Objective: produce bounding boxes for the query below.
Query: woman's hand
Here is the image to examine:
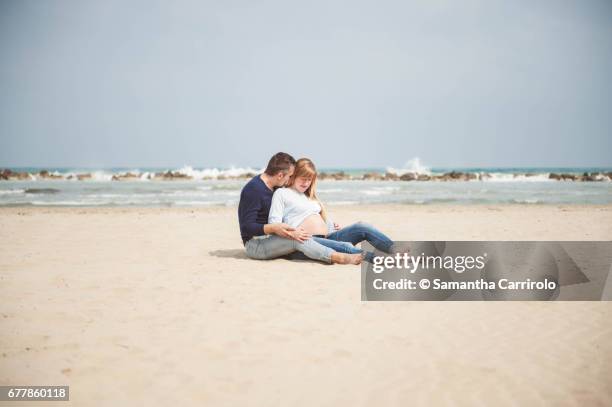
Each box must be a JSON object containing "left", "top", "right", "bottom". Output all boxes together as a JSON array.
[
  {"left": 290, "top": 227, "right": 312, "bottom": 242},
  {"left": 266, "top": 223, "right": 311, "bottom": 242},
  {"left": 266, "top": 223, "right": 295, "bottom": 239},
  {"left": 333, "top": 222, "right": 341, "bottom": 230}
]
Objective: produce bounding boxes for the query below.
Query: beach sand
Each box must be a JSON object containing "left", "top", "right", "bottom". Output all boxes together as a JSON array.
[{"left": 1, "top": 205, "right": 611, "bottom": 406}]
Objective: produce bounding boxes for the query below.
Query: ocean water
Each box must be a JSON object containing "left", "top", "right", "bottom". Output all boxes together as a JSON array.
[{"left": 0, "top": 166, "right": 611, "bottom": 206}]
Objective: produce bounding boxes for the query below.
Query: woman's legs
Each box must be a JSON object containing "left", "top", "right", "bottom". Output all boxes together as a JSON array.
[
  {"left": 313, "top": 236, "right": 375, "bottom": 263},
  {"left": 326, "top": 221, "right": 394, "bottom": 254}
]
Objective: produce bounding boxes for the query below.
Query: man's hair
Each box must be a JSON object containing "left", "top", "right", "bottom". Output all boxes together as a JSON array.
[{"left": 264, "top": 152, "right": 296, "bottom": 176}]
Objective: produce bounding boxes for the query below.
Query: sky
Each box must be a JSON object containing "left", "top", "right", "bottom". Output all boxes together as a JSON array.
[{"left": 0, "top": 0, "right": 611, "bottom": 169}]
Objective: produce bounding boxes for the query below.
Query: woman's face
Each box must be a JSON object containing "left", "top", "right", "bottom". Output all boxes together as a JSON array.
[{"left": 292, "top": 175, "right": 313, "bottom": 193}]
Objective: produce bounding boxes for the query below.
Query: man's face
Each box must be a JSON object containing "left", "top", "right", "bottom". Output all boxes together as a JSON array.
[{"left": 275, "top": 165, "right": 294, "bottom": 187}]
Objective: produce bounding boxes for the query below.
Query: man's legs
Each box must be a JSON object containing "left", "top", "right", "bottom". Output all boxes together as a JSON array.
[
  {"left": 245, "top": 235, "right": 334, "bottom": 263},
  {"left": 326, "top": 221, "right": 394, "bottom": 253}
]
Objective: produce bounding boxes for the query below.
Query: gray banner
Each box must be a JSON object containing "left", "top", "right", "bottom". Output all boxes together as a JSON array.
[
  {"left": 0, "top": 386, "right": 69, "bottom": 401},
  {"left": 360, "top": 241, "right": 612, "bottom": 301}
]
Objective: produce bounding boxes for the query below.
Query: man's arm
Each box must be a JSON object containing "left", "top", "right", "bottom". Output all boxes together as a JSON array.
[{"left": 239, "top": 193, "right": 266, "bottom": 238}]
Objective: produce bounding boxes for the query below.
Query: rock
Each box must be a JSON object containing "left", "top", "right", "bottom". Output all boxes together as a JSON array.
[
  {"left": 38, "top": 170, "right": 62, "bottom": 179},
  {"left": 549, "top": 173, "right": 561, "bottom": 180},
  {"left": 399, "top": 173, "right": 416, "bottom": 181},
  {"left": 25, "top": 188, "right": 61, "bottom": 194},
  {"left": 437, "top": 172, "right": 458, "bottom": 181},
  {"left": 319, "top": 171, "right": 348, "bottom": 181},
  {"left": 0, "top": 169, "right": 31, "bottom": 180},
  {"left": 437, "top": 171, "right": 467, "bottom": 181},
  {"left": 363, "top": 172, "right": 383, "bottom": 181},
  {"left": 417, "top": 174, "right": 431, "bottom": 181},
  {"left": 154, "top": 171, "right": 193, "bottom": 180},
  {"left": 0, "top": 169, "right": 11, "bottom": 180},
  {"left": 77, "top": 174, "right": 92, "bottom": 181},
  {"left": 14, "top": 172, "right": 30, "bottom": 180},
  {"left": 384, "top": 172, "right": 399, "bottom": 181},
  {"left": 112, "top": 173, "right": 139, "bottom": 181},
  {"left": 581, "top": 172, "right": 602, "bottom": 182}
]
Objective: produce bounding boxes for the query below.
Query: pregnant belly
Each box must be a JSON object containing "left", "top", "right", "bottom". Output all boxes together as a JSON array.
[{"left": 299, "top": 214, "right": 328, "bottom": 235}]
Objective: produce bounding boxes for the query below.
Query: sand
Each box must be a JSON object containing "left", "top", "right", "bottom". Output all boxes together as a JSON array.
[{"left": 1, "top": 204, "right": 611, "bottom": 406}]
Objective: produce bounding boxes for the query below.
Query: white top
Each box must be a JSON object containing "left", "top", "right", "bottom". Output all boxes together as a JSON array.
[{"left": 269, "top": 187, "right": 334, "bottom": 234}]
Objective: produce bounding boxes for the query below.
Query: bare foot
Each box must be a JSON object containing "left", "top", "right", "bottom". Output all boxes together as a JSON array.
[{"left": 331, "top": 252, "right": 363, "bottom": 265}]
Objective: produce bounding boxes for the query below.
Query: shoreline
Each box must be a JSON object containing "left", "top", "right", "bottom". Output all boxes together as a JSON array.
[{"left": 2, "top": 202, "right": 612, "bottom": 212}]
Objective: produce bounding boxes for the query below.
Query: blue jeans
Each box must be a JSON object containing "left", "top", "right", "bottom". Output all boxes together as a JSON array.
[
  {"left": 313, "top": 221, "right": 394, "bottom": 263},
  {"left": 311, "top": 237, "right": 364, "bottom": 258}
]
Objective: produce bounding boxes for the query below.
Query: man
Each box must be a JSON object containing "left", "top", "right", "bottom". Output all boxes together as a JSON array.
[{"left": 238, "top": 152, "right": 362, "bottom": 265}]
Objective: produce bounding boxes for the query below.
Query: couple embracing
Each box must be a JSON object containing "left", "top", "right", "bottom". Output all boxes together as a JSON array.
[{"left": 238, "top": 152, "right": 400, "bottom": 265}]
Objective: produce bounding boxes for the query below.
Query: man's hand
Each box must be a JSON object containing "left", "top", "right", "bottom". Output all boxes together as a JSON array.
[
  {"left": 333, "top": 222, "right": 341, "bottom": 231},
  {"left": 265, "top": 223, "right": 295, "bottom": 239},
  {"left": 288, "top": 227, "right": 312, "bottom": 243}
]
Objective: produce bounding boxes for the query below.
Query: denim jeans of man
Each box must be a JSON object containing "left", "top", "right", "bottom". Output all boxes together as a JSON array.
[{"left": 244, "top": 234, "right": 334, "bottom": 263}]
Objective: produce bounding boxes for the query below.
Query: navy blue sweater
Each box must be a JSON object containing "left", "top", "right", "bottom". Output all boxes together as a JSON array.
[{"left": 238, "top": 175, "right": 275, "bottom": 244}]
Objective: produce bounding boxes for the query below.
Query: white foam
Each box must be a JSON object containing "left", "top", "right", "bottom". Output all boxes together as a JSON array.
[
  {"left": 593, "top": 173, "right": 611, "bottom": 181},
  {"left": 512, "top": 198, "right": 540, "bottom": 204},
  {"left": 172, "top": 201, "right": 219, "bottom": 206},
  {"left": 174, "top": 165, "right": 261, "bottom": 180},
  {"left": 89, "top": 171, "right": 114, "bottom": 181},
  {"left": 386, "top": 157, "right": 431, "bottom": 176},
  {"left": 359, "top": 185, "right": 402, "bottom": 196},
  {"left": 482, "top": 173, "right": 553, "bottom": 182},
  {"left": 327, "top": 200, "right": 359, "bottom": 205},
  {"left": 318, "top": 188, "right": 347, "bottom": 193},
  {"left": 0, "top": 189, "right": 25, "bottom": 195},
  {"left": 30, "top": 200, "right": 108, "bottom": 206}
]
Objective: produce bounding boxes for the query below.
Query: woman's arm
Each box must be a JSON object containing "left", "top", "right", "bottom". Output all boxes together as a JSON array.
[
  {"left": 268, "top": 189, "right": 285, "bottom": 224},
  {"left": 317, "top": 198, "right": 340, "bottom": 234},
  {"left": 325, "top": 217, "right": 336, "bottom": 234}
]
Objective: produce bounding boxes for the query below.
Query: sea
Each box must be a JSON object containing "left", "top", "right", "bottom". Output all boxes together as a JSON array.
[{"left": 1, "top": 165, "right": 611, "bottom": 207}]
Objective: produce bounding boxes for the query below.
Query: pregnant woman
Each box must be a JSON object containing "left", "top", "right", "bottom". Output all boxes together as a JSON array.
[{"left": 268, "top": 158, "right": 398, "bottom": 263}]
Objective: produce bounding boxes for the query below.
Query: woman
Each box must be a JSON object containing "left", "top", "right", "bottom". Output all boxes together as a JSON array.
[{"left": 268, "top": 158, "right": 397, "bottom": 262}]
